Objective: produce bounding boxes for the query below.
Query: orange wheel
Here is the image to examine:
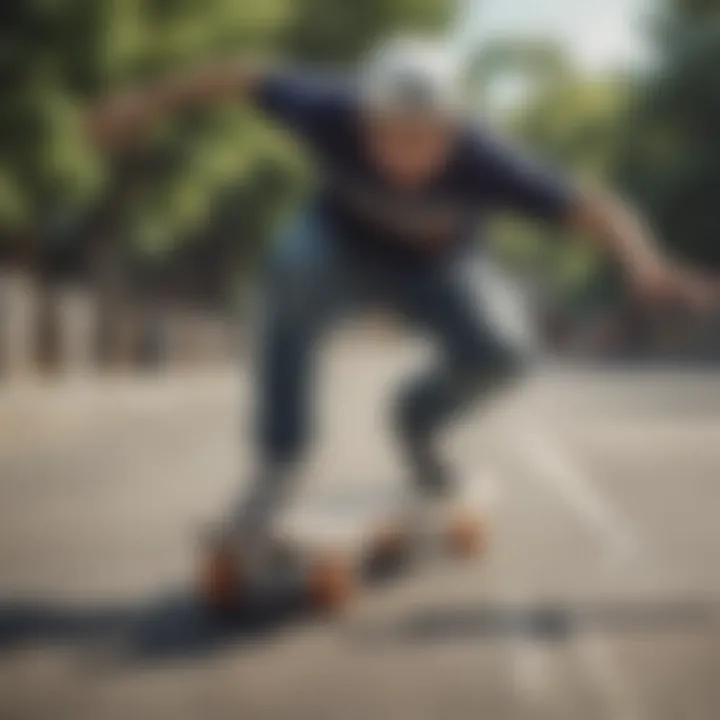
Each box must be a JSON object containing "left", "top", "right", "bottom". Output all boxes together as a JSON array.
[
  {"left": 199, "top": 545, "right": 241, "bottom": 612},
  {"left": 307, "top": 554, "right": 355, "bottom": 614},
  {"left": 446, "top": 514, "right": 487, "bottom": 558}
]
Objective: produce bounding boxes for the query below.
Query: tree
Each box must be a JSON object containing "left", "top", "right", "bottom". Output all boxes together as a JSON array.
[
  {"left": 1, "top": 0, "right": 296, "bottom": 252},
  {"left": 286, "top": 0, "right": 451, "bottom": 64},
  {"left": 1, "top": 0, "right": 451, "bottom": 262},
  {"left": 617, "top": 0, "right": 720, "bottom": 268},
  {"left": 467, "top": 38, "right": 571, "bottom": 112}
]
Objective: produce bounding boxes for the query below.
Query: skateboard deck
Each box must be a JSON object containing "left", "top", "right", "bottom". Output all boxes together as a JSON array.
[{"left": 198, "top": 478, "right": 494, "bottom": 617}]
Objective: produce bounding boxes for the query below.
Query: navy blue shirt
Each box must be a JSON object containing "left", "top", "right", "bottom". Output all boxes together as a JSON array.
[{"left": 254, "top": 71, "right": 576, "bottom": 267}]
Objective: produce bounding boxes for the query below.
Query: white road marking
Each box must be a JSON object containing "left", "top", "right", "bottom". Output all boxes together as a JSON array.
[
  {"left": 481, "top": 469, "right": 562, "bottom": 717},
  {"left": 572, "top": 634, "right": 644, "bottom": 720},
  {"left": 513, "top": 432, "right": 642, "bottom": 566},
  {"left": 504, "top": 609, "right": 560, "bottom": 716},
  {"left": 496, "top": 428, "right": 646, "bottom": 719}
]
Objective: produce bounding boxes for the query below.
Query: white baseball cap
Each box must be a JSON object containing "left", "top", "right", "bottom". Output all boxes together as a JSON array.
[{"left": 359, "top": 35, "right": 464, "bottom": 120}]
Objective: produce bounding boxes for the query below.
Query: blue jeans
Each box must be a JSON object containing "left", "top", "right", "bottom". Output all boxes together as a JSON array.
[{"left": 255, "top": 207, "right": 535, "bottom": 474}]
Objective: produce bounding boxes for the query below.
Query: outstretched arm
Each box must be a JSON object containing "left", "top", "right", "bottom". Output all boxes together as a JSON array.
[
  {"left": 86, "top": 59, "right": 265, "bottom": 149},
  {"left": 477, "top": 133, "right": 717, "bottom": 310},
  {"left": 567, "top": 190, "right": 715, "bottom": 309}
]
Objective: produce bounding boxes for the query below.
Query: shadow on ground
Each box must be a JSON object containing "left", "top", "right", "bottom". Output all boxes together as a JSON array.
[
  {"left": 1, "top": 593, "right": 719, "bottom": 667},
  {"left": 350, "top": 599, "right": 720, "bottom": 647},
  {"left": 0, "top": 591, "right": 316, "bottom": 667}
]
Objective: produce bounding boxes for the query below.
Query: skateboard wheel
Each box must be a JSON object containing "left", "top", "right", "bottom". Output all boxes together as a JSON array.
[
  {"left": 307, "top": 554, "right": 355, "bottom": 613},
  {"left": 446, "top": 514, "right": 487, "bottom": 558},
  {"left": 199, "top": 545, "right": 241, "bottom": 612}
]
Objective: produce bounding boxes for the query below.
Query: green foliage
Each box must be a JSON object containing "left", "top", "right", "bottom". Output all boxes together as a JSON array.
[
  {"left": 477, "top": 5, "right": 720, "bottom": 306},
  {"left": 468, "top": 38, "right": 572, "bottom": 109},
  {"left": 617, "top": 0, "right": 720, "bottom": 267},
  {"left": 513, "top": 79, "right": 626, "bottom": 181},
  {"left": 4, "top": 0, "right": 717, "bottom": 298},
  {"left": 1, "top": 0, "right": 449, "bottom": 267},
  {"left": 286, "top": 0, "right": 451, "bottom": 63},
  {"left": 1, "top": 0, "right": 296, "bottom": 240}
]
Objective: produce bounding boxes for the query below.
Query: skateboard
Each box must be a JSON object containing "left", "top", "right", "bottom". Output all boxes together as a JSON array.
[{"left": 198, "top": 482, "right": 493, "bottom": 617}]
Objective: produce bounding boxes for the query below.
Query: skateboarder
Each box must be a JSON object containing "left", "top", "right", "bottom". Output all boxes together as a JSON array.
[{"left": 89, "top": 36, "right": 715, "bottom": 573}]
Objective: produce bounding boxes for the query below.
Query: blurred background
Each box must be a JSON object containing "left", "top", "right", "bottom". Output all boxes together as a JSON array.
[
  {"left": 1, "top": 1, "right": 720, "bottom": 719},
  {"left": 2, "top": 0, "right": 720, "bottom": 374}
]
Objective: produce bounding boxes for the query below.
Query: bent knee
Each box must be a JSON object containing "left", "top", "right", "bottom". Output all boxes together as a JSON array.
[{"left": 454, "top": 344, "right": 530, "bottom": 392}]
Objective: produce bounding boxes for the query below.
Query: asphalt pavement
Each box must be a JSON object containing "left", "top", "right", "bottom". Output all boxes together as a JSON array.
[{"left": 1, "top": 341, "right": 719, "bottom": 719}]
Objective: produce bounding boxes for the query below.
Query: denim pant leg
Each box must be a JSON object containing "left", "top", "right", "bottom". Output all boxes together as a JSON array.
[
  {"left": 393, "top": 255, "right": 536, "bottom": 446},
  {"left": 256, "top": 209, "right": 350, "bottom": 466}
]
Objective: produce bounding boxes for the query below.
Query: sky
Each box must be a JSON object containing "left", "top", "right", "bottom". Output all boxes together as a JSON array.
[{"left": 454, "top": 0, "right": 652, "bottom": 72}]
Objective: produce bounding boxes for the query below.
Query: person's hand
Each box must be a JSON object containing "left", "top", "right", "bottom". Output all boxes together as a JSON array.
[
  {"left": 86, "top": 89, "right": 154, "bottom": 150},
  {"left": 629, "top": 255, "right": 718, "bottom": 311},
  {"left": 84, "top": 60, "right": 260, "bottom": 151}
]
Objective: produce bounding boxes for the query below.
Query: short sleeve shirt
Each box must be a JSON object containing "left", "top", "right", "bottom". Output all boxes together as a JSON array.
[{"left": 254, "top": 71, "right": 576, "bottom": 266}]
